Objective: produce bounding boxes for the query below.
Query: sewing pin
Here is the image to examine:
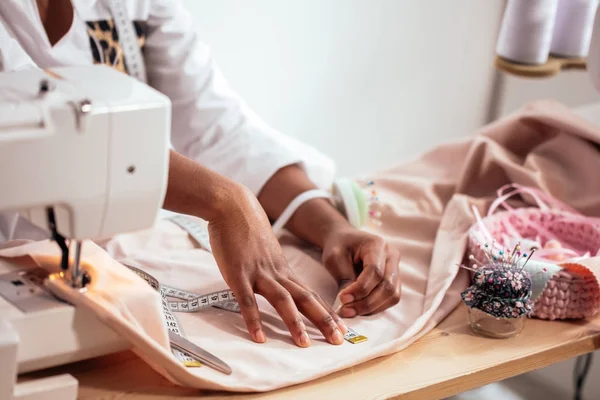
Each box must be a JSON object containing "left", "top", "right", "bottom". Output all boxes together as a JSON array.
[
  {"left": 519, "top": 249, "right": 536, "bottom": 271},
  {"left": 468, "top": 254, "right": 485, "bottom": 268},
  {"left": 509, "top": 242, "right": 519, "bottom": 264},
  {"left": 481, "top": 244, "right": 495, "bottom": 264},
  {"left": 457, "top": 263, "right": 478, "bottom": 272}
]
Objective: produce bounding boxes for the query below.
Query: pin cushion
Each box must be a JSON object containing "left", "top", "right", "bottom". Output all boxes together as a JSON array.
[
  {"left": 462, "top": 264, "right": 533, "bottom": 319},
  {"left": 460, "top": 242, "right": 534, "bottom": 338}
]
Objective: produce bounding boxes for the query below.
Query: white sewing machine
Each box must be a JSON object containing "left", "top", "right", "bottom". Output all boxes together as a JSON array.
[{"left": 0, "top": 65, "right": 170, "bottom": 400}]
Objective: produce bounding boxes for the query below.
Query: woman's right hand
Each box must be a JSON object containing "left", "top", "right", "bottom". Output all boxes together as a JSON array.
[{"left": 207, "top": 183, "right": 347, "bottom": 347}]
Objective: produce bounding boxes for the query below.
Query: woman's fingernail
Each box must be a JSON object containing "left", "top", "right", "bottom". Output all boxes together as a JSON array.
[
  {"left": 332, "top": 329, "right": 344, "bottom": 345},
  {"left": 342, "top": 307, "right": 357, "bottom": 318},
  {"left": 339, "top": 322, "right": 349, "bottom": 334},
  {"left": 300, "top": 331, "right": 311, "bottom": 347},
  {"left": 255, "top": 330, "right": 266, "bottom": 343},
  {"left": 340, "top": 294, "right": 354, "bottom": 304}
]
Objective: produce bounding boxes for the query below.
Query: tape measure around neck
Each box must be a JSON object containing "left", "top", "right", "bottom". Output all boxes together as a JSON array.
[{"left": 107, "top": 0, "right": 147, "bottom": 82}]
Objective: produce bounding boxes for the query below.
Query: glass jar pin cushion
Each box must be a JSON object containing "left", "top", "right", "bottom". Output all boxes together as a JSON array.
[{"left": 459, "top": 242, "right": 535, "bottom": 339}]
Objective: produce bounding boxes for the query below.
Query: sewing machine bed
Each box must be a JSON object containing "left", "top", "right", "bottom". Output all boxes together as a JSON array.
[{"left": 19, "top": 303, "right": 600, "bottom": 399}]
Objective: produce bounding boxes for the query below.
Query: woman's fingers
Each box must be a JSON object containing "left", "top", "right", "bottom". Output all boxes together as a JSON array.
[
  {"left": 342, "top": 248, "right": 401, "bottom": 316},
  {"left": 284, "top": 278, "right": 347, "bottom": 343},
  {"left": 233, "top": 281, "right": 266, "bottom": 343},
  {"left": 255, "top": 275, "right": 312, "bottom": 347},
  {"left": 312, "top": 289, "right": 348, "bottom": 334},
  {"left": 322, "top": 245, "right": 357, "bottom": 304},
  {"left": 339, "top": 239, "right": 386, "bottom": 303}
]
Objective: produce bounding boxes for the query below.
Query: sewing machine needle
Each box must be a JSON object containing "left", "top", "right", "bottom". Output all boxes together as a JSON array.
[
  {"left": 168, "top": 331, "right": 232, "bottom": 375},
  {"left": 71, "top": 240, "right": 83, "bottom": 288}
]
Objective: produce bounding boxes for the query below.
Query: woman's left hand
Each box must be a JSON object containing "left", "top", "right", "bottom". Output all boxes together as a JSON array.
[{"left": 321, "top": 223, "right": 402, "bottom": 318}]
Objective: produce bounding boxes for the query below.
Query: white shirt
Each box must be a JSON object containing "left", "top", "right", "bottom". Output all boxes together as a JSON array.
[{"left": 0, "top": 0, "right": 335, "bottom": 242}]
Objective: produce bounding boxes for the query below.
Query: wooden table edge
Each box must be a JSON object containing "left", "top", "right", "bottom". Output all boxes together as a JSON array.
[{"left": 385, "top": 322, "right": 600, "bottom": 399}]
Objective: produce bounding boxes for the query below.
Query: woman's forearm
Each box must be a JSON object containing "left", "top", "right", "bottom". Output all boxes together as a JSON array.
[
  {"left": 257, "top": 164, "right": 349, "bottom": 248},
  {"left": 163, "top": 150, "right": 242, "bottom": 221}
]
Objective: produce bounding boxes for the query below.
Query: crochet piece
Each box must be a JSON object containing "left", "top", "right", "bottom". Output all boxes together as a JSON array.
[{"left": 467, "top": 184, "right": 600, "bottom": 320}]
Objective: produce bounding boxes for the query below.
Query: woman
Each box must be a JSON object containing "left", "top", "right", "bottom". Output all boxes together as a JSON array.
[{"left": 0, "top": 0, "right": 401, "bottom": 348}]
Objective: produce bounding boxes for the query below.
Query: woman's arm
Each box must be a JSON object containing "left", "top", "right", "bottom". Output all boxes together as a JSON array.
[
  {"left": 257, "top": 164, "right": 348, "bottom": 248},
  {"left": 161, "top": 152, "right": 347, "bottom": 347},
  {"left": 259, "top": 165, "right": 402, "bottom": 318},
  {"left": 163, "top": 150, "right": 238, "bottom": 222}
]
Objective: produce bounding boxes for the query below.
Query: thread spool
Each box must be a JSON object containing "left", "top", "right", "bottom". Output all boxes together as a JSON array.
[
  {"left": 496, "top": 0, "right": 560, "bottom": 65},
  {"left": 551, "top": 0, "right": 600, "bottom": 58},
  {"left": 588, "top": 5, "right": 600, "bottom": 91}
]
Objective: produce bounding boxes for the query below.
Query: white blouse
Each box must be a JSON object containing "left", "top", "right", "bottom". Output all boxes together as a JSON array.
[{"left": 0, "top": 0, "right": 335, "bottom": 241}]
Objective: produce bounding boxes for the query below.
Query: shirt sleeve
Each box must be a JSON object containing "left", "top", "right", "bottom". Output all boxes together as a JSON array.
[
  {"left": 143, "top": 0, "right": 336, "bottom": 194},
  {"left": 0, "top": 18, "right": 37, "bottom": 72}
]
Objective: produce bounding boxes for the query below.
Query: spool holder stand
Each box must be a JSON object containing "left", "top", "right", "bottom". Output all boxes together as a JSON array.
[{"left": 495, "top": 55, "right": 587, "bottom": 78}]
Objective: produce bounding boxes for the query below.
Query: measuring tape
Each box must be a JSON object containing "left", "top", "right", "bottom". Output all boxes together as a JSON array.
[
  {"left": 107, "top": 0, "right": 147, "bottom": 83},
  {"left": 123, "top": 215, "right": 370, "bottom": 363},
  {"left": 125, "top": 263, "right": 242, "bottom": 367},
  {"left": 168, "top": 214, "right": 213, "bottom": 253}
]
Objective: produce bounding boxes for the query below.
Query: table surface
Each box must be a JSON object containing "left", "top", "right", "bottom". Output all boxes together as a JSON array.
[{"left": 24, "top": 304, "right": 600, "bottom": 400}]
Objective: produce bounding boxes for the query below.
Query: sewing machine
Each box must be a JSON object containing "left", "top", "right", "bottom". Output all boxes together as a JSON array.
[{"left": 0, "top": 65, "right": 171, "bottom": 400}]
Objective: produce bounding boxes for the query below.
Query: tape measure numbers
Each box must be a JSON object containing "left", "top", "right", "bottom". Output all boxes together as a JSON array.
[
  {"left": 107, "top": 0, "right": 147, "bottom": 83},
  {"left": 126, "top": 264, "right": 243, "bottom": 367},
  {"left": 127, "top": 265, "right": 204, "bottom": 367}
]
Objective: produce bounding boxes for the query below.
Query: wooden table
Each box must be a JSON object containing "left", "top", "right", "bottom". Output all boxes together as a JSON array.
[{"left": 24, "top": 304, "right": 600, "bottom": 400}]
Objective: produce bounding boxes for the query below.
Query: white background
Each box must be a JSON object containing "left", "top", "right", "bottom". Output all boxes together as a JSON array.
[{"left": 184, "top": 1, "right": 600, "bottom": 398}]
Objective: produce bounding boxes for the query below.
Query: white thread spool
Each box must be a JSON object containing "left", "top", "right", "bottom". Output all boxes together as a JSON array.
[
  {"left": 496, "top": 0, "right": 560, "bottom": 65},
  {"left": 587, "top": 5, "right": 600, "bottom": 91},
  {"left": 551, "top": 0, "right": 600, "bottom": 58}
]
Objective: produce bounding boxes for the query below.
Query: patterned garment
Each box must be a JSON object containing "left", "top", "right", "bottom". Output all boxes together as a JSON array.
[
  {"left": 86, "top": 19, "right": 146, "bottom": 75},
  {"left": 461, "top": 264, "right": 533, "bottom": 318}
]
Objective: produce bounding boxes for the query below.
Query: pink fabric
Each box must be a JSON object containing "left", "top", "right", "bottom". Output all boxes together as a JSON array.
[
  {"left": 3, "top": 100, "right": 600, "bottom": 392},
  {"left": 0, "top": 225, "right": 467, "bottom": 392}
]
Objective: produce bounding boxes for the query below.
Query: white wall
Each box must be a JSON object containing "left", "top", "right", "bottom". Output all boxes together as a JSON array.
[
  {"left": 498, "top": 71, "right": 600, "bottom": 116},
  {"left": 183, "top": 0, "right": 505, "bottom": 177}
]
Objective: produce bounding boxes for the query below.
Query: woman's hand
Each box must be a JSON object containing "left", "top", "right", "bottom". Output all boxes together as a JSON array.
[
  {"left": 208, "top": 184, "right": 347, "bottom": 347},
  {"left": 163, "top": 151, "right": 346, "bottom": 347},
  {"left": 322, "top": 223, "right": 402, "bottom": 317},
  {"left": 255, "top": 164, "right": 401, "bottom": 317}
]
